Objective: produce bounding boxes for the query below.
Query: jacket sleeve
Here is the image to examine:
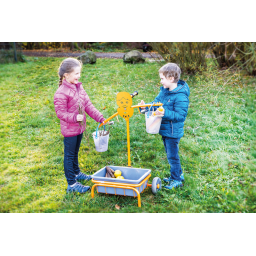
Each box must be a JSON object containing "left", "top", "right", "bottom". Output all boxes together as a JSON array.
[
  {"left": 54, "top": 92, "right": 77, "bottom": 123},
  {"left": 163, "top": 94, "right": 189, "bottom": 122},
  {"left": 84, "top": 93, "right": 105, "bottom": 123},
  {"left": 140, "top": 92, "right": 162, "bottom": 112},
  {"left": 143, "top": 92, "right": 162, "bottom": 111}
]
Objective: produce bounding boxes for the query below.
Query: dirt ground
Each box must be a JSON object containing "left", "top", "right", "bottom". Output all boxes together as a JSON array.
[{"left": 22, "top": 50, "right": 161, "bottom": 59}]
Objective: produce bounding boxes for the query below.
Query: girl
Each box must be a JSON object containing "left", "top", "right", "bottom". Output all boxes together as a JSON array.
[{"left": 54, "top": 58, "right": 106, "bottom": 193}]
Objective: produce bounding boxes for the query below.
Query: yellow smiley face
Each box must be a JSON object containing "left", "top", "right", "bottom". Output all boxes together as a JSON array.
[
  {"left": 116, "top": 92, "right": 132, "bottom": 108},
  {"left": 116, "top": 92, "right": 134, "bottom": 120}
]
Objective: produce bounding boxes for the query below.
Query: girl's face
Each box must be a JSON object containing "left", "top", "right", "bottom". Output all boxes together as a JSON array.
[
  {"left": 159, "top": 73, "right": 175, "bottom": 88},
  {"left": 65, "top": 66, "right": 81, "bottom": 84}
]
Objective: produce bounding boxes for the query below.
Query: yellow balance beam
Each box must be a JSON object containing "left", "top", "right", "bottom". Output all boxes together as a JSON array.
[{"left": 99, "top": 103, "right": 163, "bottom": 128}]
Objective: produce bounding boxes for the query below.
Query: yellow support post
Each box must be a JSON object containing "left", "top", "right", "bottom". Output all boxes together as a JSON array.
[
  {"left": 126, "top": 118, "right": 131, "bottom": 167},
  {"left": 97, "top": 94, "right": 163, "bottom": 167}
]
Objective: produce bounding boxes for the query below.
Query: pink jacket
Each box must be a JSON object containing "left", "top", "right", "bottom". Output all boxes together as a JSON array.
[{"left": 54, "top": 79, "right": 105, "bottom": 137}]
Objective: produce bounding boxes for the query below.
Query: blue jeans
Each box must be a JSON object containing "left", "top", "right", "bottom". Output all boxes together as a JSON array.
[
  {"left": 64, "top": 133, "right": 83, "bottom": 186},
  {"left": 162, "top": 136, "right": 182, "bottom": 181}
]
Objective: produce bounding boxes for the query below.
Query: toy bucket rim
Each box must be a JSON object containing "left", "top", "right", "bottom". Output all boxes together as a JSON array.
[{"left": 91, "top": 165, "right": 151, "bottom": 184}]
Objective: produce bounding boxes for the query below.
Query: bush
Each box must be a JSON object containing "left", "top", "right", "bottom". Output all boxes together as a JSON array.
[
  {"left": 211, "top": 42, "right": 256, "bottom": 76},
  {"left": 149, "top": 42, "right": 210, "bottom": 74},
  {"left": 211, "top": 42, "right": 237, "bottom": 68},
  {"left": 0, "top": 49, "right": 26, "bottom": 64},
  {"left": 236, "top": 42, "right": 256, "bottom": 76},
  {"left": 22, "top": 42, "right": 62, "bottom": 50}
]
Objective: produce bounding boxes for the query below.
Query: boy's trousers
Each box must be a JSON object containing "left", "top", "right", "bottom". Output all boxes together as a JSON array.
[
  {"left": 63, "top": 133, "right": 83, "bottom": 186},
  {"left": 162, "top": 136, "right": 183, "bottom": 181}
]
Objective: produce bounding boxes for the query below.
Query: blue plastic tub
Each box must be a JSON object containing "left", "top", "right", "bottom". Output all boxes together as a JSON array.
[{"left": 91, "top": 166, "right": 151, "bottom": 197}]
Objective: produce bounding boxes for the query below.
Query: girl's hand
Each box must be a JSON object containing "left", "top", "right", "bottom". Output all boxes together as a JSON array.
[
  {"left": 138, "top": 100, "right": 146, "bottom": 109},
  {"left": 77, "top": 114, "right": 84, "bottom": 122}
]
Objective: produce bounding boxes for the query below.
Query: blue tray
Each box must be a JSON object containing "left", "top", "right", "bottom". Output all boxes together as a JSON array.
[{"left": 91, "top": 166, "right": 151, "bottom": 197}]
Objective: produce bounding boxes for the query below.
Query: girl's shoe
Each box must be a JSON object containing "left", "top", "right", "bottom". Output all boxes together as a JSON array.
[
  {"left": 67, "top": 182, "right": 91, "bottom": 193},
  {"left": 76, "top": 172, "right": 92, "bottom": 181},
  {"left": 163, "top": 173, "right": 184, "bottom": 183},
  {"left": 164, "top": 180, "right": 183, "bottom": 190}
]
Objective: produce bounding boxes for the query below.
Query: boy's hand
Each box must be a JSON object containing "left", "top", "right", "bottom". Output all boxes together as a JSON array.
[
  {"left": 138, "top": 100, "right": 146, "bottom": 109},
  {"left": 77, "top": 114, "right": 84, "bottom": 121},
  {"left": 155, "top": 108, "right": 165, "bottom": 116}
]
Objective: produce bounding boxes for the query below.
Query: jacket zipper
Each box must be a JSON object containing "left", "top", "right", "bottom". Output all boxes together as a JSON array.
[
  {"left": 77, "top": 86, "right": 82, "bottom": 134},
  {"left": 164, "top": 96, "right": 174, "bottom": 136}
]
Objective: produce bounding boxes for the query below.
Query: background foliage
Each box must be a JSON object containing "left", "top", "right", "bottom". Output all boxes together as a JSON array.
[
  {"left": 3, "top": 42, "right": 255, "bottom": 76},
  {"left": 21, "top": 42, "right": 137, "bottom": 52},
  {"left": 0, "top": 43, "right": 26, "bottom": 64},
  {"left": 150, "top": 42, "right": 256, "bottom": 76},
  {"left": 149, "top": 42, "right": 209, "bottom": 74}
]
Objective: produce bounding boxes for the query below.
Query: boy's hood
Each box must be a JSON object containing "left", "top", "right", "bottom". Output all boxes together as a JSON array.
[{"left": 160, "top": 79, "right": 190, "bottom": 97}]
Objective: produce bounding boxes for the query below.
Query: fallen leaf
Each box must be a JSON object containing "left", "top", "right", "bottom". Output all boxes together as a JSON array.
[{"left": 115, "top": 204, "right": 120, "bottom": 210}]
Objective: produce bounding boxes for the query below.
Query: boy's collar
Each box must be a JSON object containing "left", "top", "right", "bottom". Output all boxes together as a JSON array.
[{"left": 160, "top": 80, "right": 185, "bottom": 93}]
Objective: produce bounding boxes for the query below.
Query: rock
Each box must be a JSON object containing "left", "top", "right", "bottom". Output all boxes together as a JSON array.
[
  {"left": 78, "top": 51, "right": 96, "bottom": 64},
  {"left": 123, "top": 50, "right": 145, "bottom": 64}
]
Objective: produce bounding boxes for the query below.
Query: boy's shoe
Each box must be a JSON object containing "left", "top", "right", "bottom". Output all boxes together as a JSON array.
[
  {"left": 164, "top": 180, "right": 183, "bottom": 190},
  {"left": 163, "top": 173, "right": 184, "bottom": 183},
  {"left": 75, "top": 172, "right": 92, "bottom": 181},
  {"left": 67, "top": 182, "right": 90, "bottom": 193}
]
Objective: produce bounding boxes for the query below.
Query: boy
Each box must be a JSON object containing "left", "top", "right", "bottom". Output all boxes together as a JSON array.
[{"left": 139, "top": 63, "right": 190, "bottom": 189}]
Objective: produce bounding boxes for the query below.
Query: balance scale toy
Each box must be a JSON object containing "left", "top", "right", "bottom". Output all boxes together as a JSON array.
[{"left": 91, "top": 91, "right": 163, "bottom": 207}]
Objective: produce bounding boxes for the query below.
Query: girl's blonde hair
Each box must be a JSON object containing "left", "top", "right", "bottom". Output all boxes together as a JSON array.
[
  {"left": 58, "top": 58, "right": 82, "bottom": 86},
  {"left": 159, "top": 63, "right": 181, "bottom": 83}
]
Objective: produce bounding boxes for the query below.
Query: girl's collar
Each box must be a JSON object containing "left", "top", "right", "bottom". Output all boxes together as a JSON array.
[{"left": 62, "top": 79, "right": 82, "bottom": 88}]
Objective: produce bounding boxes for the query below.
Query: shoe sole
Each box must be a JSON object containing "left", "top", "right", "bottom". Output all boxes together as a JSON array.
[{"left": 164, "top": 184, "right": 183, "bottom": 189}]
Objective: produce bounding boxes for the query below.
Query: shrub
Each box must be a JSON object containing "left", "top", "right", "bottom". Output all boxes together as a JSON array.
[
  {"left": 211, "top": 42, "right": 256, "bottom": 76},
  {"left": 0, "top": 49, "right": 26, "bottom": 64},
  {"left": 236, "top": 42, "right": 256, "bottom": 76},
  {"left": 149, "top": 42, "right": 210, "bottom": 74}
]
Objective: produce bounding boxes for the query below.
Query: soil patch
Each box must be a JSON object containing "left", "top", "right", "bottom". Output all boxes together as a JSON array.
[{"left": 23, "top": 50, "right": 161, "bottom": 59}]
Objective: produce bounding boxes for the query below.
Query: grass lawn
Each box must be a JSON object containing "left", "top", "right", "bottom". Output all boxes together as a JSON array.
[{"left": 0, "top": 57, "right": 255, "bottom": 213}]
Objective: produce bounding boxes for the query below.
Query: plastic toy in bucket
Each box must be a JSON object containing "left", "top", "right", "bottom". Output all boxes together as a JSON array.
[
  {"left": 145, "top": 104, "right": 163, "bottom": 134},
  {"left": 92, "top": 124, "right": 109, "bottom": 152}
]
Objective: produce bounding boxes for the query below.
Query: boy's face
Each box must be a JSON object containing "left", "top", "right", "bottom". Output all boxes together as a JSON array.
[{"left": 159, "top": 73, "right": 175, "bottom": 88}]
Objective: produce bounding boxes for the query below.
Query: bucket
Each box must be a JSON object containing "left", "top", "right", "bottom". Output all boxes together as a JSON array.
[
  {"left": 92, "top": 124, "right": 109, "bottom": 152},
  {"left": 145, "top": 104, "right": 163, "bottom": 134}
]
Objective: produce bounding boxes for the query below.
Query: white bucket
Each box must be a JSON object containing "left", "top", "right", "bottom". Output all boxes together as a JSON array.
[
  {"left": 145, "top": 111, "right": 163, "bottom": 134},
  {"left": 92, "top": 130, "right": 109, "bottom": 152}
]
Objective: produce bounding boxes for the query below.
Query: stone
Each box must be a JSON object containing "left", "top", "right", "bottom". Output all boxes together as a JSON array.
[
  {"left": 78, "top": 51, "right": 96, "bottom": 64},
  {"left": 123, "top": 50, "right": 145, "bottom": 64}
]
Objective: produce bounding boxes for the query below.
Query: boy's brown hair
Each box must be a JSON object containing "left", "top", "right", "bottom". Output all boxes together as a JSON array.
[{"left": 159, "top": 63, "right": 181, "bottom": 83}]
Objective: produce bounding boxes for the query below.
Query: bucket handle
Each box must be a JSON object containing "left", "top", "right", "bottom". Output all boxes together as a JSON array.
[
  {"left": 147, "top": 103, "right": 155, "bottom": 118},
  {"left": 95, "top": 123, "right": 106, "bottom": 139}
]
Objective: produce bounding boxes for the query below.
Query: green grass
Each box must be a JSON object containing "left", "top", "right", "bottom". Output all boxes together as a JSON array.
[{"left": 0, "top": 57, "right": 255, "bottom": 212}]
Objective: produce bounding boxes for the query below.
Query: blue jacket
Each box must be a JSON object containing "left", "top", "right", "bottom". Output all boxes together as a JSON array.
[{"left": 152, "top": 80, "right": 190, "bottom": 138}]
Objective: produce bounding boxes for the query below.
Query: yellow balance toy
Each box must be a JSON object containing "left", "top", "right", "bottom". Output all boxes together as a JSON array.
[{"left": 91, "top": 91, "right": 163, "bottom": 207}]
